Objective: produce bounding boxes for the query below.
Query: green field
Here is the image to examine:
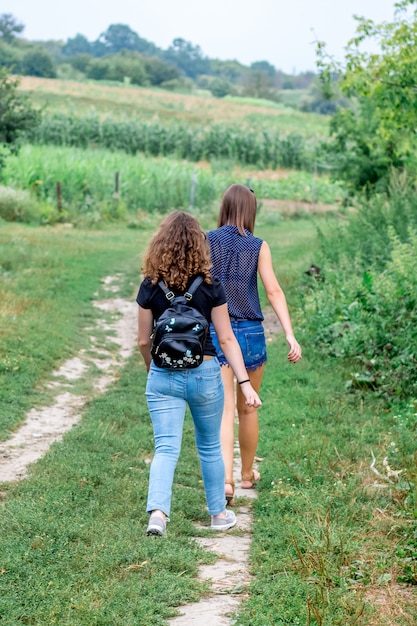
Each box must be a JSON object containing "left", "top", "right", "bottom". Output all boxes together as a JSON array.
[
  {"left": 1, "top": 218, "right": 415, "bottom": 624},
  {"left": 18, "top": 77, "right": 328, "bottom": 137},
  {"left": 1, "top": 75, "right": 415, "bottom": 625},
  {"left": 0, "top": 76, "right": 339, "bottom": 227}
]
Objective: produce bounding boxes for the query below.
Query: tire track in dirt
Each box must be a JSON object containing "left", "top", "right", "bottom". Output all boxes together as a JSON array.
[
  {"left": 169, "top": 459, "right": 259, "bottom": 626},
  {"left": 0, "top": 276, "right": 137, "bottom": 482}
]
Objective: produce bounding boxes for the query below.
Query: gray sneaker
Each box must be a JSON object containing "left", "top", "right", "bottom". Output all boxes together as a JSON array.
[
  {"left": 211, "top": 509, "right": 237, "bottom": 531},
  {"left": 146, "top": 515, "right": 166, "bottom": 536}
]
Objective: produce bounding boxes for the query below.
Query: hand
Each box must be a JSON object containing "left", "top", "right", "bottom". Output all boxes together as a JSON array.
[
  {"left": 286, "top": 335, "right": 302, "bottom": 363},
  {"left": 240, "top": 382, "right": 262, "bottom": 408}
]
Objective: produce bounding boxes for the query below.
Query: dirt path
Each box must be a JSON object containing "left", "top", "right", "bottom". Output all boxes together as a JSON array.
[
  {"left": 0, "top": 277, "right": 137, "bottom": 481},
  {"left": 0, "top": 278, "right": 281, "bottom": 624},
  {"left": 169, "top": 460, "right": 258, "bottom": 625}
]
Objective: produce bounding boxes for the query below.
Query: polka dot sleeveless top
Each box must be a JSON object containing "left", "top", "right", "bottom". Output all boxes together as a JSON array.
[{"left": 207, "top": 225, "right": 264, "bottom": 321}]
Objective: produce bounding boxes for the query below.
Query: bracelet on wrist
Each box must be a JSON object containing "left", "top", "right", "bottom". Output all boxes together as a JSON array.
[{"left": 237, "top": 379, "right": 250, "bottom": 385}]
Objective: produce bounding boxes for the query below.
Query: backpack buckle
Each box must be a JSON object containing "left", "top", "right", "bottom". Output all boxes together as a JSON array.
[
  {"left": 165, "top": 290, "right": 175, "bottom": 301},
  {"left": 184, "top": 291, "right": 192, "bottom": 301}
]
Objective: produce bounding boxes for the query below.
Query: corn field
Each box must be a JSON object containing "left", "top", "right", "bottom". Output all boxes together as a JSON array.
[
  {"left": 1, "top": 145, "right": 345, "bottom": 222},
  {"left": 27, "top": 113, "right": 320, "bottom": 171}
]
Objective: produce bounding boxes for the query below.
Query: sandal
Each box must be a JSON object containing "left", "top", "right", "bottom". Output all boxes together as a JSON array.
[
  {"left": 241, "top": 469, "right": 260, "bottom": 489},
  {"left": 225, "top": 479, "right": 235, "bottom": 506}
]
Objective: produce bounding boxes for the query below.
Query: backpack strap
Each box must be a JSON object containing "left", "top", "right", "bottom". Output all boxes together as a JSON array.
[
  {"left": 184, "top": 276, "right": 204, "bottom": 301},
  {"left": 157, "top": 275, "right": 204, "bottom": 302},
  {"left": 157, "top": 281, "right": 175, "bottom": 302}
]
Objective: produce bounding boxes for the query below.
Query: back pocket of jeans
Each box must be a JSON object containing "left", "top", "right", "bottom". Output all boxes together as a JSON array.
[{"left": 245, "top": 331, "right": 266, "bottom": 360}]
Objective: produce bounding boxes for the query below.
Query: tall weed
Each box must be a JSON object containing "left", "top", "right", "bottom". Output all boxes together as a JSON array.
[{"left": 0, "top": 186, "right": 37, "bottom": 223}]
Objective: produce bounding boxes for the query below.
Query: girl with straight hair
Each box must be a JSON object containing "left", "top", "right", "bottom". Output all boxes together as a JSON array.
[{"left": 207, "top": 184, "right": 302, "bottom": 504}]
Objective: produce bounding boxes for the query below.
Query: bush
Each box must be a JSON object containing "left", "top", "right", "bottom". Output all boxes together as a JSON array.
[
  {"left": 0, "top": 185, "right": 38, "bottom": 222},
  {"left": 56, "top": 63, "right": 85, "bottom": 81},
  {"left": 86, "top": 52, "right": 148, "bottom": 86},
  {"left": 21, "top": 49, "right": 57, "bottom": 78},
  {"left": 302, "top": 175, "right": 417, "bottom": 403},
  {"left": 0, "top": 41, "right": 23, "bottom": 71}
]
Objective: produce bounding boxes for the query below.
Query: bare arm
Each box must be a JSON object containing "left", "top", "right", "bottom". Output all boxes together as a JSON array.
[
  {"left": 258, "top": 241, "right": 302, "bottom": 363},
  {"left": 211, "top": 304, "right": 262, "bottom": 407},
  {"left": 138, "top": 305, "right": 153, "bottom": 372}
]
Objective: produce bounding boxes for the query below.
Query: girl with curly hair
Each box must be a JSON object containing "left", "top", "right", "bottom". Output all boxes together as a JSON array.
[{"left": 137, "top": 211, "right": 261, "bottom": 536}]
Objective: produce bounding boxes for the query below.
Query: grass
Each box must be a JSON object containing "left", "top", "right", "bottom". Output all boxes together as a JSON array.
[
  {"left": 0, "top": 222, "right": 150, "bottom": 440},
  {"left": 1, "top": 217, "right": 416, "bottom": 624},
  {"left": 18, "top": 76, "right": 329, "bottom": 138},
  {"left": 236, "top": 337, "right": 417, "bottom": 625},
  {"left": 0, "top": 360, "right": 214, "bottom": 625}
]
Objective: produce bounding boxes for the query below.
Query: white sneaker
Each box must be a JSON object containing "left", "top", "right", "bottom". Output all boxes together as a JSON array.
[
  {"left": 210, "top": 509, "right": 237, "bottom": 531},
  {"left": 146, "top": 515, "right": 166, "bottom": 536}
]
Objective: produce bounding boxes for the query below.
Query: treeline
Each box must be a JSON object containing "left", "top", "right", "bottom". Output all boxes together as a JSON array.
[{"left": 0, "top": 13, "right": 326, "bottom": 106}]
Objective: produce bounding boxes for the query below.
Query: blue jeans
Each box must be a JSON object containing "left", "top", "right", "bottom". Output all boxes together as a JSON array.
[
  {"left": 145, "top": 358, "right": 226, "bottom": 517},
  {"left": 210, "top": 319, "right": 267, "bottom": 370}
]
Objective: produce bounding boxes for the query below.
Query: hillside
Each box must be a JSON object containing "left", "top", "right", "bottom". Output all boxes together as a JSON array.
[{"left": 17, "top": 77, "right": 329, "bottom": 138}]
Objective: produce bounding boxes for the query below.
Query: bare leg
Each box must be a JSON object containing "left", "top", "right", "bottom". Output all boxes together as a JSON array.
[
  {"left": 236, "top": 364, "right": 265, "bottom": 487},
  {"left": 220, "top": 365, "right": 236, "bottom": 501}
]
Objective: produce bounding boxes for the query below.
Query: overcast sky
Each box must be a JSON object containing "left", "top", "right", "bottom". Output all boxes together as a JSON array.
[{"left": 7, "top": 0, "right": 398, "bottom": 74}]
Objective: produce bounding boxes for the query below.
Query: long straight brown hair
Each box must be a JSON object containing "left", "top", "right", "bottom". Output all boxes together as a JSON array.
[{"left": 218, "top": 184, "right": 257, "bottom": 235}]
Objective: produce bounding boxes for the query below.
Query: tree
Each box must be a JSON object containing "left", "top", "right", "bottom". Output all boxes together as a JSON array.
[
  {"left": 68, "top": 53, "right": 93, "bottom": 74},
  {"left": 209, "top": 59, "right": 245, "bottom": 82},
  {"left": 22, "top": 48, "right": 57, "bottom": 78},
  {"left": 96, "top": 24, "right": 158, "bottom": 56},
  {"left": 143, "top": 56, "right": 179, "bottom": 86},
  {"left": 243, "top": 66, "right": 279, "bottom": 101},
  {"left": 0, "top": 69, "right": 40, "bottom": 173},
  {"left": 62, "top": 33, "right": 92, "bottom": 57},
  {"left": 86, "top": 52, "right": 148, "bottom": 86},
  {"left": 0, "top": 13, "right": 24, "bottom": 44},
  {"left": 164, "top": 38, "right": 210, "bottom": 78},
  {"left": 317, "top": 0, "right": 417, "bottom": 191},
  {"left": 210, "top": 77, "right": 233, "bottom": 98},
  {"left": 0, "top": 40, "right": 23, "bottom": 71},
  {"left": 250, "top": 60, "right": 276, "bottom": 79}
]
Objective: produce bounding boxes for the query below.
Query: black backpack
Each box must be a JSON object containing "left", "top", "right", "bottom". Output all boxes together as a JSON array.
[{"left": 151, "top": 276, "right": 209, "bottom": 369}]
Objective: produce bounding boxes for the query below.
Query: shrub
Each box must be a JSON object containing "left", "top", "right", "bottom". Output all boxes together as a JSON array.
[
  {"left": 302, "top": 228, "right": 417, "bottom": 401},
  {"left": 0, "top": 185, "right": 38, "bottom": 222},
  {"left": 21, "top": 48, "right": 57, "bottom": 78},
  {"left": 301, "top": 170, "right": 417, "bottom": 402}
]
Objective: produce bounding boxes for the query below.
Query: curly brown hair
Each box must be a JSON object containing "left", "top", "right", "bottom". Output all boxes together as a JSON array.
[{"left": 142, "top": 211, "right": 212, "bottom": 291}]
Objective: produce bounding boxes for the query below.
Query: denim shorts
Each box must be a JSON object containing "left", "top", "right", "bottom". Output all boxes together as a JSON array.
[{"left": 210, "top": 319, "right": 267, "bottom": 371}]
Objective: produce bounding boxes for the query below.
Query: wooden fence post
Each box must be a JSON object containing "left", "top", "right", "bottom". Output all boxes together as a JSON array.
[
  {"left": 56, "top": 182, "right": 62, "bottom": 212},
  {"left": 114, "top": 171, "right": 120, "bottom": 201}
]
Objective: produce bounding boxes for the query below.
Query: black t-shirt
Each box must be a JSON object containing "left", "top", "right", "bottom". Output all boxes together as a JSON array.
[{"left": 136, "top": 276, "right": 227, "bottom": 357}]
